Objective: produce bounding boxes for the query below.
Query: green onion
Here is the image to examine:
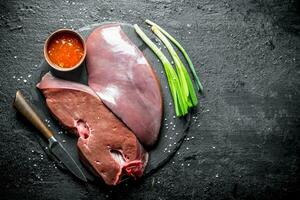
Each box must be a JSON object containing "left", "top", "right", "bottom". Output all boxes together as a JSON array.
[
  {"left": 145, "top": 19, "right": 203, "bottom": 93},
  {"left": 151, "top": 26, "right": 198, "bottom": 108},
  {"left": 134, "top": 24, "right": 187, "bottom": 116}
]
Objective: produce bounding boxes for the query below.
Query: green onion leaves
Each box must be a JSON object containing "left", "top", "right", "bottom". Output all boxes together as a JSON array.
[
  {"left": 134, "top": 21, "right": 202, "bottom": 117},
  {"left": 151, "top": 26, "right": 198, "bottom": 108},
  {"left": 145, "top": 19, "right": 203, "bottom": 93},
  {"left": 134, "top": 24, "right": 184, "bottom": 116}
]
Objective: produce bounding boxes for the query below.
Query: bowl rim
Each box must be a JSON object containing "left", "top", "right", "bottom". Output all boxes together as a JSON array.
[{"left": 44, "top": 28, "right": 86, "bottom": 72}]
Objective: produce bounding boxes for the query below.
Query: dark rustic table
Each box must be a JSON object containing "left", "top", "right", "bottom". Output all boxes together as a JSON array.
[{"left": 1, "top": 0, "right": 299, "bottom": 199}]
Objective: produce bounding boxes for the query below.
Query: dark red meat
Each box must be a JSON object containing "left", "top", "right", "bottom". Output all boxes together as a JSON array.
[
  {"left": 86, "top": 23, "right": 163, "bottom": 147},
  {"left": 37, "top": 73, "right": 148, "bottom": 185}
]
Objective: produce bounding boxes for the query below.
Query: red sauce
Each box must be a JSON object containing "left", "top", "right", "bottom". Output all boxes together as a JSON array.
[{"left": 47, "top": 32, "right": 84, "bottom": 68}]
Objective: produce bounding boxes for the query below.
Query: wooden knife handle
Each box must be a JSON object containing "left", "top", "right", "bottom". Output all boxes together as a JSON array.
[{"left": 13, "top": 90, "right": 54, "bottom": 139}]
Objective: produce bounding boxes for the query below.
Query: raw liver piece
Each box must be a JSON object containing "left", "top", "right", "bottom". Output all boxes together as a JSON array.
[
  {"left": 37, "top": 73, "right": 148, "bottom": 185},
  {"left": 86, "top": 23, "right": 163, "bottom": 147}
]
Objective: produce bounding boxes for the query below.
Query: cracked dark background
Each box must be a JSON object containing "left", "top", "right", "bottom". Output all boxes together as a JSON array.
[{"left": 0, "top": 0, "right": 300, "bottom": 199}]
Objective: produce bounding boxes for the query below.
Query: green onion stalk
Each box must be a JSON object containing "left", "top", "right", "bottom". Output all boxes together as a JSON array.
[
  {"left": 145, "top": 19, "right": 203, "bottom": 93},
  {"left": 151, "top": 26, "right": 198, "bottom": 109},
  {"left": 134, "top": 24, "right": 186, "bottom": 116}
]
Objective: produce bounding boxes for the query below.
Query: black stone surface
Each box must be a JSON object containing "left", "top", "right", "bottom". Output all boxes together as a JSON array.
[
  {"left": 30, "top": 22, "right": 191, "bottom": 182},
  {"left": 0, "top": 0, "right": 300, "bottom": 199}
]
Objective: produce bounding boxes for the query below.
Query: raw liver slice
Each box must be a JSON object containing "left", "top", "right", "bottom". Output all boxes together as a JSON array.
[
  {"left": 37, "top": 73, "right": 148, "bottom": 185},
  {"left": 86, "top": 23, "right": 163, "bottom": 147}
]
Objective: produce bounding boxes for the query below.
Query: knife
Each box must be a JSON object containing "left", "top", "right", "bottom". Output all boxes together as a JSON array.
[{"left": 13, "top": 90, "right": 87, "bottom": 182}]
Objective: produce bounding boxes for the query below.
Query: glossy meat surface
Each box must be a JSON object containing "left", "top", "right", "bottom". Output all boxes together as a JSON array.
[
  {"left": 86, "top": 23, "right": 163, "bottom": 147},
  {"left": 37, "top": 73, "right": 148, "bottom": 185}
]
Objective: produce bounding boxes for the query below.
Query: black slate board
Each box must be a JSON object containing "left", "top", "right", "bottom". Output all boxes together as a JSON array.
[{"left": 28, "top": 22, "right": 191, "bottom": 184}]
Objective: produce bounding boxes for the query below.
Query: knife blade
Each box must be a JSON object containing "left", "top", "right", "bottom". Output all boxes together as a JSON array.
[
  {"left": 13, "top": 90, "right": 87, "bottom": 182},
  {"left": 48, "top": 136, "right": 87, "bottom": 182}
]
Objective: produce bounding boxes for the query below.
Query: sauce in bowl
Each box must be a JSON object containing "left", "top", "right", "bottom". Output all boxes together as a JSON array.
[{"left": 44, "top": 29, "right": 86, "bottom": 71}]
